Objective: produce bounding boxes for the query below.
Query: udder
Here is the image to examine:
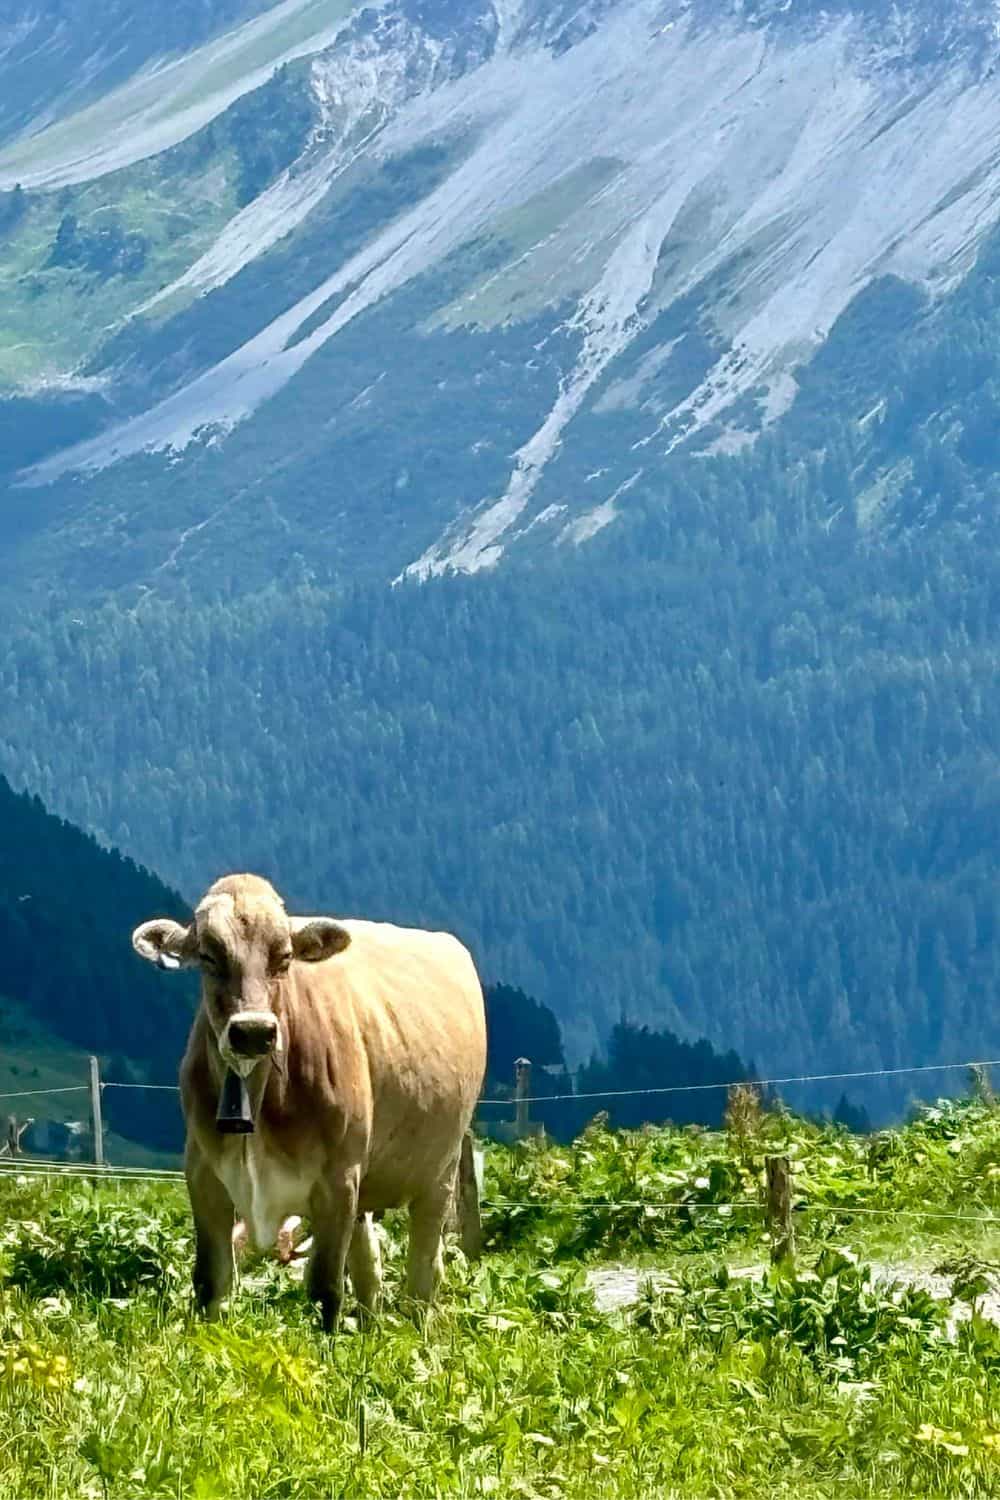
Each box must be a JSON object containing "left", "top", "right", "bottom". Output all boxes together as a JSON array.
[{"left": 232, "top": 1215, "right": 309, "bottom": 1264}]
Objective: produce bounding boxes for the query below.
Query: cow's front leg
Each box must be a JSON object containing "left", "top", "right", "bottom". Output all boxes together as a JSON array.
[
  {"left": 306, "top": 1172, "right": 359, "bottom": 1333},
  {"left": 186, "top": 1145, "right": 236, "bottom": 1320}
]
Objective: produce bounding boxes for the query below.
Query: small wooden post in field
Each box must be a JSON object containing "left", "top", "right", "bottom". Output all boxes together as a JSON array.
[
  {"left": 765, "top": 1155, "right": 794, "bottom": 1266},
  {"left": 89, "top": 1055, "right": 105, "bottom": 1168},
  {"left": 514, "top": 1057, "right": 531, "bottom": 1140},
  {"left": 456, "top": 1129, "right": 483, "bottom": 1259}
]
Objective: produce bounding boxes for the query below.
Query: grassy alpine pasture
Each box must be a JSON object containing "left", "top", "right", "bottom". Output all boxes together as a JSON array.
[{"left": 2, "top": 1095, "right": 1000, "bottom": 1499}]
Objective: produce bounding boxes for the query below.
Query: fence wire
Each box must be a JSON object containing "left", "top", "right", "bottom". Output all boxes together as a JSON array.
[
  {"left": 4, "top": 1054, "right": 998, "bottom": 1110},
  {"left": 0, "top": 1085, "right": 89, "bottom": 1103},
  {"left": 2, "top": 1165, "right": 998, "bottom": 1228},
  {"left": 477, "top": 1057, "right": 1000, "bottom": 1107}
]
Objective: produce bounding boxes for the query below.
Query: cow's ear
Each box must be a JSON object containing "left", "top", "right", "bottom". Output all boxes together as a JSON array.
[
  {"left": 132, "top": 919, "right": 197, "bottom": 970},
  {"left": 289, "top": 917, "right": 351, "bottom": 963}
]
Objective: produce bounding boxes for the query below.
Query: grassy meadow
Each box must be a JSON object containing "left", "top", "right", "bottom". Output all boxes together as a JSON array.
[{"left": 2, "top": 1092, "right": 1000, "bottom": 1498}]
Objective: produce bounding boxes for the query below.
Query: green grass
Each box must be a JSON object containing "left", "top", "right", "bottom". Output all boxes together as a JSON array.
[
  {"left": 0, "top": 995, "right": 95, "bottom": 1118},
  {"left": 2, "top": 1096, "right": 1000, "bottom": 1497},
  {"left": 0, "top": 154, "right": 238, "bottom": 387},
  {"left": 432, "top": 157, "right": 625, "bottom": 332}
]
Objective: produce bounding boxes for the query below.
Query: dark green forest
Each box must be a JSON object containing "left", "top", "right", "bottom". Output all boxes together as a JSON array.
[
  {"left": 3, "top": 778, "right": 755, "bottom": 1151},
  {"left": 0, "top": 773, "right": 197, "bottom": 1149},
  {"left": 2, "top": 466, "right": 996, "bottom": 1120},
  {"left": 0, "top": 774, "right": 194, "bottom": 1065},
  {"left": 480, "top": 1014, "right": 756, "bottom": 1140}
]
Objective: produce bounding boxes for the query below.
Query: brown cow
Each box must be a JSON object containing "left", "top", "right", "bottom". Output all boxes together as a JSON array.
[{"left": 132, "top": 873, "right": 486, "bottom": 1330}]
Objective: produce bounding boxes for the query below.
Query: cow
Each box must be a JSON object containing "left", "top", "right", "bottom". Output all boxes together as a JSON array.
[{"left": 131, "top": 873, "right": 487, "bottom": 1330}]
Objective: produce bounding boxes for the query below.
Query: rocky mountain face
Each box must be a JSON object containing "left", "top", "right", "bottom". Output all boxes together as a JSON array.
[{"left": 2, "top": 0, "right": 1000, "bottom": 598}]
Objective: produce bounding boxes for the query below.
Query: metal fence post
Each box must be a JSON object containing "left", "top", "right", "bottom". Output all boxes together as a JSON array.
[
  {"left": 515, "top": 1058, "right": 531, "bottom": 1140},
  {"left": 89, "top": 1056, "right": 105, "bottom": 1168}
]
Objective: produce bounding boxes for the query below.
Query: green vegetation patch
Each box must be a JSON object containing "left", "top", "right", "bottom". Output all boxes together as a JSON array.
[
  {"left": 484, "top": 1095, "right": 1000, "bottom": 1262},
  {"left": 0, "top": 995, "right": 94, "bottom": 1120},
  {"left": 0, "top": 161, "right": 238, "bottom": 388},
  {"left": 1, "top": 1103, "right": 1000, "bottom": 1495},
  {"left": 432, "top": 156, "right": 625, "bottom": 330},
  {"left": 0, "top": 63, "right": 316, "bottom": 389}
]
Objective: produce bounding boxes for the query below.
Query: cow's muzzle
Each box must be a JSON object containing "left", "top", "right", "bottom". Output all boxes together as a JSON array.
[{"left": 223, "top": 1011, "right": 279, "bottom": 1061}]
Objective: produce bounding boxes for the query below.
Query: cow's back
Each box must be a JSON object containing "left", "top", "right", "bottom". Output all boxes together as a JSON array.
[{"left": 290, "top": 919, "right": 486, "bottom": 1210}]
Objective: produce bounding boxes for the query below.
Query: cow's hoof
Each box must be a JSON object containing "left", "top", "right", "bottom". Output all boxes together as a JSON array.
[
  {"left": 314, "top": 1291, "right": 343, "bottom": 1334},
  {"left": 193, "top": 1296, "right": 224, "bottom": 1322},
  {"left": 355, "top": 1302, "right": 381, "bottom": 1332},
  {"left": 399, "top": 1294, "right": 432, "bottom": 1328}
]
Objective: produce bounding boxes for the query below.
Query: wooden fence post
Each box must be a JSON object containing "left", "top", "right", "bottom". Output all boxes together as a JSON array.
[
  {"left": 456, "top": 1129, "right": 483, "bottom": 1260},
  {"left": 515, "top": 1058, "right": 531, "bottom": 1140},
  {"left": 89, "top": 1056, "right": 105, "bottom": 1168},
  {"left": 765, "top": 1155, "right": 794, "bottom": 1266}
]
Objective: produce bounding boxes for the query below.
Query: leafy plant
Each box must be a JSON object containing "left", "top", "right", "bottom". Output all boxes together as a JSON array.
[
  {"left": 638, "top": 1251, "right": 947, "bottom": 1379},
  {"left": 934, "top": 1250, "right": 1000, "bottom": 1316},
  {"left": 725, "top": 1083, "right": 765, "bottom": 1166},
  {"left": 0, "top": 1189, "right": 188, "bottom": 1299}
]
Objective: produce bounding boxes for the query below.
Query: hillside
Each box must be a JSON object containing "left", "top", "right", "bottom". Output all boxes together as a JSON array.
[
  {"left": 0, "top": 0, "right": 336, "bottom": 162},
  {"left": 0, "top": 774, "right": 195, "bottom": 1146},
  {"left": 0, "top": 0, "right": 999, "bottom": 1103},
  {"left": 1, "top": 505, "right": 996, "bottom": 1104}
]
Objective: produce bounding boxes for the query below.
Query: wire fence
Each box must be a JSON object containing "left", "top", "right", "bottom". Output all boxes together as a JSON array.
[
  {"left": 1, "top": 1161, "right": 998, "bottom": 1228},
  {"left": 475, "top": 1057, "right": 1000, "bottom": 1107},
  {"left": 0, "top": 1162, "right": 184, "bottom": 1183},
  {"left": 481, "top": 1200, "right": 1000, "bottom": 1226},
  {"left": 0, "top": 1085, "right": 89, "bottom": 1103},
  {"left": 2, "top": 1053, "right": 998, "bottom": 1192},
  {"left": 3, "top": 1052, "right": 995, "bottom": 1109}
]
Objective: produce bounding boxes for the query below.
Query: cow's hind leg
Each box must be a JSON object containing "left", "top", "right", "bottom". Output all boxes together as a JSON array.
[
  {"left": 405, "top": 1184, "right": 452, "bottom": 1309},
  {"left": 306, "top": 1173, "right": 359, "bottom": 1333},
  {"left": 186, "top": 1147, "right": 235, "bottom": 1320},
  {"left": 347, "top": 1213, "right": 382, "bottom": 1319}
]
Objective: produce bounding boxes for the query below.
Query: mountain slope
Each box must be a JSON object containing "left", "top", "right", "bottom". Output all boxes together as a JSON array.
[
  {"left": 3, "top": 0, "right": 1000, "bottom": 598},
  {"left": 1, "top": 0, "right": 999, "bottom": 1112},
  {"left": 0, "top": 0, "right": 343, "bottom": 172},
  {"left": 0, "top": 772, "right": 195, "bottom": 1078},
  {"left": 2, "top": 496, "right": 997, "bottom": 1114}
]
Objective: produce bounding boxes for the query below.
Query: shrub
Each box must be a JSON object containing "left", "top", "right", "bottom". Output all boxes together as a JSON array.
[
  {"left": 637, "top": 1250, "right": 948, "bottom": 1379},
  {"left": 0, "top": 1191, "right": 188, "bottom": 1299}
]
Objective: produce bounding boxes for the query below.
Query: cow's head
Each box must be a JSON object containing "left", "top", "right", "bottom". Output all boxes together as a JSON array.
[{"left": 132, "top": 874, "right": 350, "bottom": 1071}]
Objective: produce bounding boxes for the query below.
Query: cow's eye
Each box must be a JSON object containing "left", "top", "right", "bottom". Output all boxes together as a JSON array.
[
  {"left": 199, "top": 951, "right": 224, "bottom": 974},
  {"left": 272, "top": 952, "right": 292, "bottom": 975}
]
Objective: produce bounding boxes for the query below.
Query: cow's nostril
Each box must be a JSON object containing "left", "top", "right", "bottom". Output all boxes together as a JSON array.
[{"left": 228, "top": 1016, "right": 278, "bottom": 1057}]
